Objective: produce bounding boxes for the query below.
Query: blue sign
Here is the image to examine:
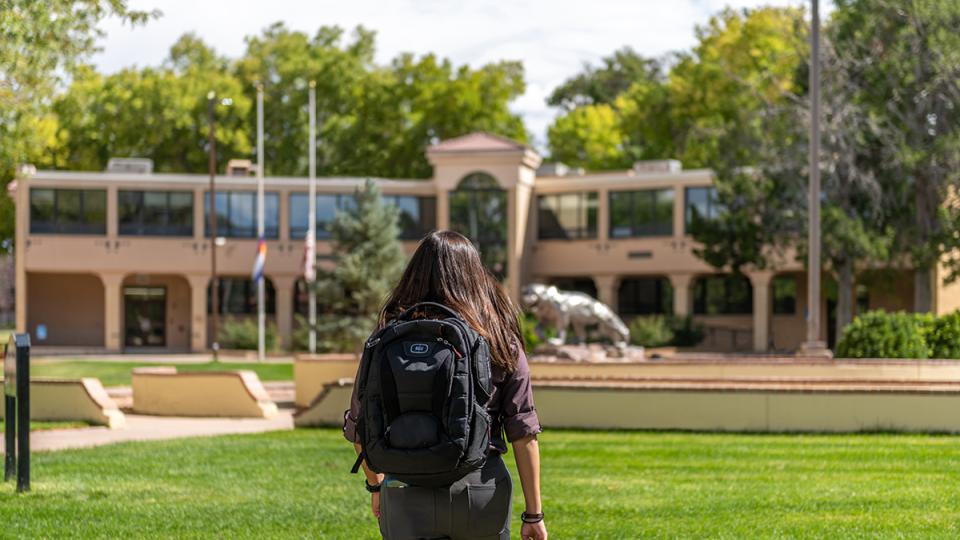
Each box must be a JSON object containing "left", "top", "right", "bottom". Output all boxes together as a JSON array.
[{"left": 36, "top": 324, "right": 47, "bottom": 341}]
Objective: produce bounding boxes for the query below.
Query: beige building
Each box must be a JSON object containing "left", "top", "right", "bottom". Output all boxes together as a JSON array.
[{"left": 10, "top": 133, "right": 958, "bottom": 353}]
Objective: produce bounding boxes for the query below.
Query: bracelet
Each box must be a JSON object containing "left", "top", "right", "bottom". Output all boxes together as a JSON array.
[
  {"left": 364, "top": 480, "right": 381, "bottom": 493},
  {"left": 521, "top": 512, "right": 544, "bottom": 524}
]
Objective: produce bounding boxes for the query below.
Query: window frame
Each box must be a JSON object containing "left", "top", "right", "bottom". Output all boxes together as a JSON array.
[
  {"left": 29, "top": 188, "right": 107, "bottom": 235},
  {"left": 204, "top": 191, "right": 279, "bottom": 239},
  {"left": 537, "top": 191, "right": 599, "bottom": 240},
  {"left": 118, "top": 189, "right": 194, "bottom": 237},
  {"left": 684, "top": 186, "right": 721, "bottom": 234},
  {"left": 608, "top": 188, "right": 674, "bottom": 239}
]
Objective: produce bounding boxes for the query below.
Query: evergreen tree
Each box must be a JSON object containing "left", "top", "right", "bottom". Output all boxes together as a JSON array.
[{"left": 311, "top": 179, "right": 405, "bottom": 352}]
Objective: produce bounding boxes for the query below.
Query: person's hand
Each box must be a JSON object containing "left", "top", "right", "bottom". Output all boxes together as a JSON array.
[
  {"left": 521, "top": 520, "right": 547, "bottom": 540},
  {"left": 371, "top": 491, "right": 381, "bottom": 519}
]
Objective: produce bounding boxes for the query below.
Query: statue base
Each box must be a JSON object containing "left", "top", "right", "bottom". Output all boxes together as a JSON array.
[{"left": 531, "top": 343, "right": 645, "bottom": 363}]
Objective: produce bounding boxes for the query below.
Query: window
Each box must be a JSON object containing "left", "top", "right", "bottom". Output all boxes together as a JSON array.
[
  {"left": 289, "top": 193, "right": 355, "bottom": 240},
  {"left": 30, "top": 188, "right": 106, "bottom": 234},
  {"left": 449, "top": 173, "right": 508, "bottom": 279},
  {"left": 772, "top": 276, "right": 797, "bottom": 315},
  {"left": 538, "top": 192, "right": 598, "bottom": 240},
  {"left": 693, "top": 275, "right": 752, "bottom": 315},
  {"left": 609, "top": 189, "right": 673, "bottom": 238},
  {"left": 119, "top": 190, "right": 193, "bottom": 236},
  {"left": 204, "top": 191, "right": 279, "bottom": 238},
  {"left": 383, "top": 195, "right": 436, "bottom": 240},
  {"left": 685, "top": 186, "right": 723, "bottom": 232},
  {"left": 618, "top": 277, "right": 673, "bottom": 316},
  {"left": 550, "top": 277, "right": 598, "bottom": 299},
  {"left": 208, "top": 278, "right": 276, "bottom": 315}
]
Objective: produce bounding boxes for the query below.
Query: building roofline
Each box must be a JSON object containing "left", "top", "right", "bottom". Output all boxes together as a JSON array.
[{"left": 26, "top": 169, "right": 428, "bottom": 188}]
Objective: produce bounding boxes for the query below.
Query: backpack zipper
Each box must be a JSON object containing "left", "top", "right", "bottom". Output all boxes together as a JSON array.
[{"left": 436, "top": 337, "right": 462, "bottom": 358}]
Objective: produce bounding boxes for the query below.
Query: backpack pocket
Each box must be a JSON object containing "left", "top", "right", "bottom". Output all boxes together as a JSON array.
[{"left": 387, "top": 412, "right": 441, "bottom": 449}]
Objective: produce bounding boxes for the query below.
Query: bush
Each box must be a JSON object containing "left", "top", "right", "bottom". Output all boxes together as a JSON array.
[
  {"left": 629, "top": 316, "right": 674, "bottom": 347},
  {"left": 835, "top": 310, "right": 934, "bottom": 359},
  {"left": 627, "top": 315, "right": 704, "bottom": 348},
  {"left": 927, "top": 310, "right": 960, "bottom": 359},
  {"left": 520, "top": 312, "right": 542, "bottom": 351},
  {"left": 292, "top": 314, "right": 375, "bottom": 354},
  {"left": 670, "top": 315, "right": 706, "bottom": 347},
  {"left": 218, "top": 318, "right": 278, "bottom": 351}
]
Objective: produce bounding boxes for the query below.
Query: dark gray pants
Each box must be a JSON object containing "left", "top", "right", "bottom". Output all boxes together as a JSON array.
[{"left": 379, "top": 454, "right": 512, "bottom": 540}]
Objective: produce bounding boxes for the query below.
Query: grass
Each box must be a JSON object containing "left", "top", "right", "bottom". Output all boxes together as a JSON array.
[
  {"left": 30, "top": 360, "right": 292, "bottom": 387},
  {"left": 0, "top": 420, "right": 89, "bottom": 432},
  {"left": 2, "top": 428, "right": 960, "bottom": 538}
]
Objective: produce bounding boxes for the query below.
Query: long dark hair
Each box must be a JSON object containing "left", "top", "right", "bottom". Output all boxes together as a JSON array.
[{"left": 379, "top": 230, "right": 522, "bottom": 372}]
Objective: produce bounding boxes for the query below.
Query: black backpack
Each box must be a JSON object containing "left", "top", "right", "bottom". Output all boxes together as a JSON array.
[{"left": 350, "top": 302, "right": 494, "bottom": 487}]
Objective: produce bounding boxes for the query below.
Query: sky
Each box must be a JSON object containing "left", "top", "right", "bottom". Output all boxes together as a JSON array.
[{"left": 92, "top": 0, "right": 822, "bottom": 150}]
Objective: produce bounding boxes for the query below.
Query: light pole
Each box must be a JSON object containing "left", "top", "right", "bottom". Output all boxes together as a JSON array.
[
  {"left": 207, "top": 91, "right": 232, "bottom": 362},
  {"left": 800, "top": 0, "right": 831, "bottom": 358}
]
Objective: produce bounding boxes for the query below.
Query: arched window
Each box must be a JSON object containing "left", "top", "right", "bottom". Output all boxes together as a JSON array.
[{"left": 449, "top": 172, "right": 508, "bottom": 279}]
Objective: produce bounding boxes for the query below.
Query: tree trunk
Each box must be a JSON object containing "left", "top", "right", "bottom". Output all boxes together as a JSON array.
[
  {"left": 914, "top": 267, "right": 933, "bottom": 313},
  {"left": 836, "top": 260, "right": 854, "bottom": 345}
]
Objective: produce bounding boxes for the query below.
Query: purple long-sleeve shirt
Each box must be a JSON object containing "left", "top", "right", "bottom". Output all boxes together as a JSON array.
[{"left": 343, "top": 348, "right": 541, "bottom": 454}]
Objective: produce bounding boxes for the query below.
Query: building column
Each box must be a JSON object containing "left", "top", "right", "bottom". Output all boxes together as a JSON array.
[
  {"left": 669, "top": 273, "right": 694, "bottom": 317},
  {"left": 594, "top": 275, "right": 619, "bottom": 311},
  {"left": 749, "top": 271, "right": 775, "bottom": 352},
  {"left": 597, "top": 188, "right": 610, "bottom": 241},
  {"left": 100, "top": 272, "right": 124, "bottom": 351},
  {"left": 436, "top": 188, "right": 450, "bottom": 230},
  {"left": 13, "top": 177, "right": 27, "bottom": 334},
  {"left": 187, "top": 275, "right": 208, "bottom": 352},
  {"left": 273, "top": 275, "right": 296, "bottom": 350},
  {"left": 505, "top": 182, "right": 533, "bottom": 302}
]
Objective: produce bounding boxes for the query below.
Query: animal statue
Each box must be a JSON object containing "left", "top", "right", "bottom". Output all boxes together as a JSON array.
[{"left": 521, "top": 283, "right": 630, "bottom": 348}]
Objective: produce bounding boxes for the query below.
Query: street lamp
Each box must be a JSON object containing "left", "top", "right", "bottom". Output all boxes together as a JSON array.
[
  {"left": 207, "top": 91, "right": 232, "bottom": 361},
  {"left": 800, "top": 0, "right": 831, "bottom": 358}
]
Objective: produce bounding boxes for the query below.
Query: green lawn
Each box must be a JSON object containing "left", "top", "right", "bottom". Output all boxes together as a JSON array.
[
  {"left": 0, "top": 420, "right": 89, "bottom": 432},
  {"left": 2, "top": 429, "right": 960, "bottom": 538},
  {"left": 30, "top": 360, "right": 292, "bottom": 387}
]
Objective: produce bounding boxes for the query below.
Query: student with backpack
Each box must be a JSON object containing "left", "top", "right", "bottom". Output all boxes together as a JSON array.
[{"left": 344, "top": 230, "right": 548, "bottom": 540}]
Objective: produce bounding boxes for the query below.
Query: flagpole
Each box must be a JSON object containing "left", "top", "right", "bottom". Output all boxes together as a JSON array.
[
  {"left": 256, "top": 83, "right": 266, "bottom": 362},
  {"left": 308, "top": 80, "right": 317, "bottom": 354}
]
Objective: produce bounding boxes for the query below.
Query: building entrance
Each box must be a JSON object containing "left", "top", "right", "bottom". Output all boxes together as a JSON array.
[{"left": 124, "top": 286, "right": 166, "bottom": 347}]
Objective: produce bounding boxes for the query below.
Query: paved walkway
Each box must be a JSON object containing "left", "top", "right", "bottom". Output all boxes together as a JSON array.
[
  {"left": 3, "top": 410, "right": 294, "bottom": 453},
  {"left": 32, "top": 352, "right": 295, "bottom": 364}
]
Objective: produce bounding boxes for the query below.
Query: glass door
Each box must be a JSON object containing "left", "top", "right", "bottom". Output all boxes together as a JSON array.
[{"left": 124, "top": 286, "right": 166, "bottom": 347}]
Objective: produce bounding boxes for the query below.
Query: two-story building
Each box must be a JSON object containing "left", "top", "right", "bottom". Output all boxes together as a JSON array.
[{"left": 11, "top": 132, "right": 957, "bottom": 353}]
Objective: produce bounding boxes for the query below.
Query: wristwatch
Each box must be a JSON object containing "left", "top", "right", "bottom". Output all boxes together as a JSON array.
[{"left": 364, "top": 480, "right": 381, "bottom": 493}]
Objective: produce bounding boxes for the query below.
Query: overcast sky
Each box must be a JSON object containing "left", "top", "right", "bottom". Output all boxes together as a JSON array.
[{"left": 92, "top": 0, "right": 822, "bottom": 149}]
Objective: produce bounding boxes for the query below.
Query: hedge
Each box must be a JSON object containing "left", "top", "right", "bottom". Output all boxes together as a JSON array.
[{"left": 835, "top": 309, "right": 941, "bottom": 359}]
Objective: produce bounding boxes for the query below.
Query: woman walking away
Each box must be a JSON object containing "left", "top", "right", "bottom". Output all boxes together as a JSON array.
[{"left": 344, "top": 230, "right": 547, "bottom": 540}]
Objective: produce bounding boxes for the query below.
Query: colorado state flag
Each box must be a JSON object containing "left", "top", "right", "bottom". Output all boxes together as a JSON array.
[{"left": 251, "top": 237, "right": 267, "bottom": 281}]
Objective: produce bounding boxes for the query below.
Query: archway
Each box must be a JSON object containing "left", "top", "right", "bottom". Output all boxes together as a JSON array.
[{"left": 448, "top": 172, "right": 508, "bottom": 279}]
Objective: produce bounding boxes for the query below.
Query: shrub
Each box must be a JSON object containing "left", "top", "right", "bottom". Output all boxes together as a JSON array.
[
  {"left": 292, "top": 313, "right": 374, "bottom": 354},
  {"left": 835, "top": 310, "right": 934, "bottom": 359},
  {"left": 627, "top": 315, "right": 704, "bottom": 348},
  {"left": 520, "top": 312, "right": 543, "bottom": 351},
  {"left": 218, "top": 318, "right": 278, "bottom": 351},
  {"left": 670, "top": 315, "right": 706, "bottom": 347},
  {"left": 927, "top": 310, "right": 960, "bottom": 359},
  {"left": 629, "top": 316, "right": 674, "bottom": 347}
]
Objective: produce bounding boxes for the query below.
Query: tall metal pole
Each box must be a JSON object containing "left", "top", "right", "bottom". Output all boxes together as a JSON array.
[
  {"left": 802, "top": 0, "right": 829, "bottom": 356},
  {"left": 308, "top": 81, "right": 318, "bottom": 354},
  {"left": 207, "top": 92, "right": 220, "bottom": 362},
  {"left": 256, "top": 84, "right": 266, "bottom": 362}
]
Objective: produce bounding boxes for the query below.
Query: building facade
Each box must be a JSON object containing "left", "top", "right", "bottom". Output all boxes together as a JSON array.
[{"left": 11, "top": 133, "right": 960, "bottom": 353}]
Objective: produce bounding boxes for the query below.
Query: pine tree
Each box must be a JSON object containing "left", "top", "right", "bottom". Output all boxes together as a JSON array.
[{"left": 311, "top": 179, "right": 405, "bottom": 352}]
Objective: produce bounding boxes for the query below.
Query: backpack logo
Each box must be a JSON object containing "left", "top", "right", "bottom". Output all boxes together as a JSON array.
[{"left": 409, "top": 343, "right": 430, "bottom": 355}]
